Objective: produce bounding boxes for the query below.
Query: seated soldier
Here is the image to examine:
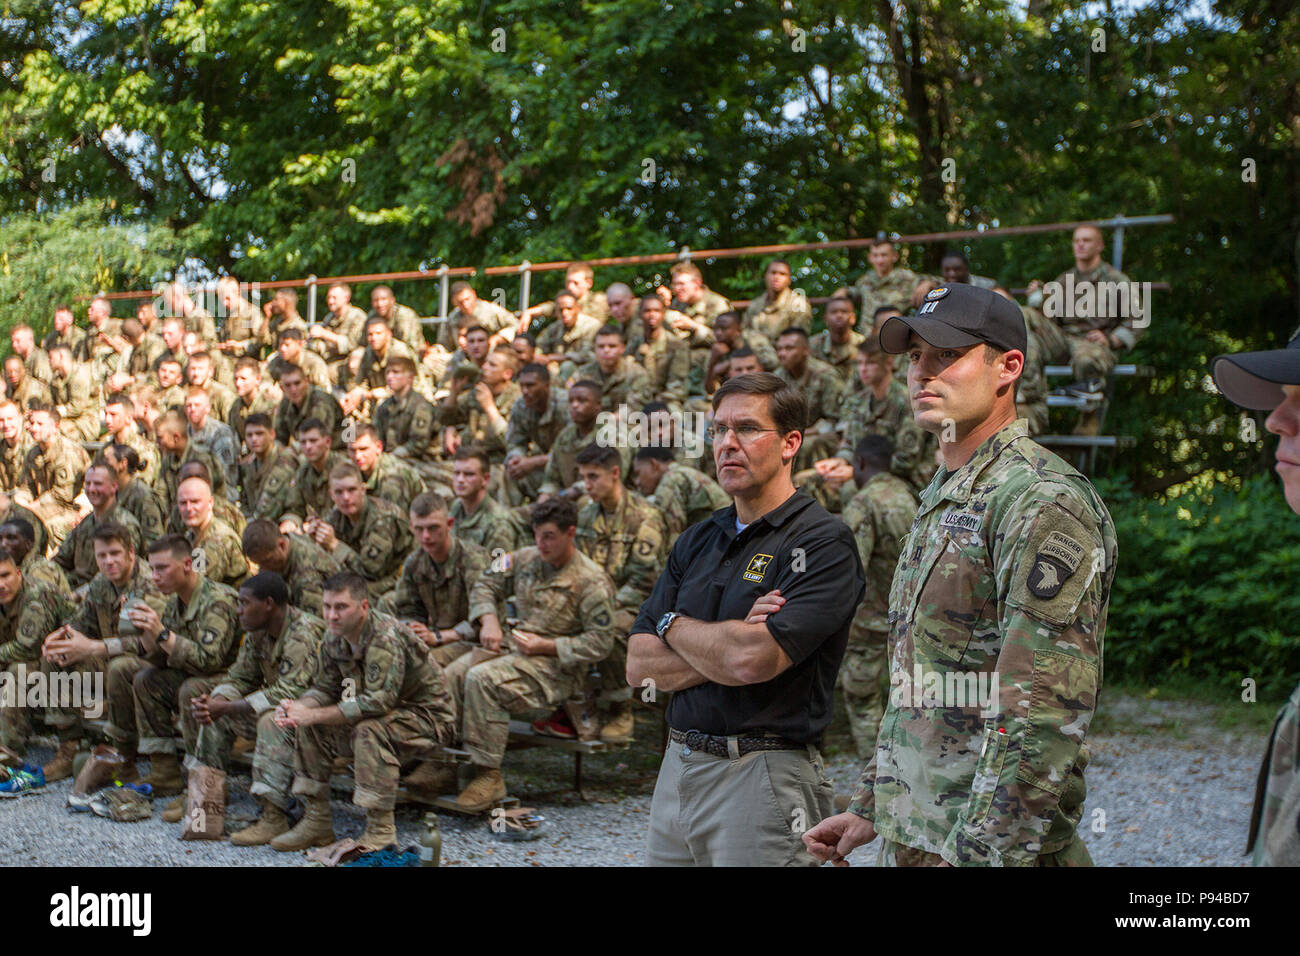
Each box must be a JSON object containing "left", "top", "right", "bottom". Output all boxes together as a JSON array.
[
  {"left": 184, "top": 350, "right": 238, "bottom": 421},
  {"left": 642, "top": 400, "right": 713, "bottom": 477},
  {"left": 348, "top": 423, "right": 426, "bottom": 515},
  {"left": 124, "top": 535, "right": 241, "bottom": 811},
  {"left": 241, "top": 519, "right": 340, "bottom": 617},
  {"left": 519, "top": 261, "right": 610, "bottom": 332},
  {"left": 0, "top": 517, "right": 67, "bottom": 591},
  {"left": 560, "top": 443, "right": 665, "bottom": 743},
  {"left": 303, "top": 462, "right": 411, "bottom": 602},
  {"left": 775, "top": 327, "right": 843, "bottom": 470},
  {"left": 368, "top": 284, "right": 426, "bottom": 358},
  {"left": 178, "top": 475, "right": 249, "bottom": 588},
  {"left": 229, "top": 357, "right": 283, "bottom": 443},
  {"left": 273, "top": 364, "right": 344, "bottom": 450},
  {"left": 509, "top": 331, "right": 537, "bottom": 368},
  {"left": 441, "top": 281, "right": 517, "bottom": 352},
  {"left": 632, "top": 445, "right": 731, "bottom": 541},
  {"left": 277, "top": 418, "right": 347, "bottom": 533},
  {"left": 810, "top": 290, "right": 866, "bottom": 388},
  {"left": 15, "top": 405, "right": 89, "bottom": 547},
  {"left": 104, "top": 391, "right": 160, "bottom": 485},
  {"left": 502, "top": 362, "right": 568, "bottom": 504},
  {"left": 183, "top": 572, "right": 325, "bottom": 844},
  {"left": 54, "top": 461, "right": 143, "bottom": 591},
  {"left": 101, "top": 444, "right": 167, "bottom": 544},
  {"left": 626, "top": 295, "right": 690, "bottom": 412},
  {"left": 4, "top": 355, "right": 52, "bottom": 414},
  {"left": 10, "top": 323, "right": 53, "bottom": 385},
  {"left": 437, "top": 324, "right": 491, "bottom": 392},
  {"left": 0, "top": 544, "right": 73, "bottom": 769},
  {"left": 451, "top": 446, "right": 521, "bottom": 555},
  {"left": 184, "top": 387, "right": 240, "bottom": 498},
  {"left": 38, "top": 522, "right": 167, "bottom": 782},
  {"left": 270, "top": 571, "right": 457, "bottom": 851},
  {"left": 853, "top": 237, "right": 932, "bottom": 318},
  {"left": 154, "top": 407, "right": 228, "bottom": 515},
  {"left": 42, "top": 305, "right": 87, "bottom": 359},
  {"left": 46, "top": 344, "right": 99, "bottom": 443},
  {"left": 238, "top": 413, "right": 299, "bottom": 521},
  {"left": 445, "top": 498, "right": 617, "bottom": 811},
  {"left": 0, "top": 399, "right": 33, "bottom": 490},
  {"left": 537, "top": 380, "right": 610, "bottom": 501},
  {"left": 0, "top": 490, "right": 50, "bottom": 560},
  {"left": 439, "top": 344, "right": 520, "bottom": 464},
  {"left": 165, "top": 459, "right": 246, "bottom": 539},
  {"left": 668, "top": 260, "right": 731, "bottom": 334},
  {"left": 573, "top": 325, "right": 653, "bottom": 412},
  {"left": 372, "top": 356, "right": 437, "bottom": 464},
  {"left": 744, "top": 258, "right": 812, "bottom": 340},
  {"left": 267, "top": 326, "right": 331, "bottom": 391},
  {"left": 706, "top": 310, "right": 777, "bottom": 394},
  {"left": 535, "top": 290, "right": 602, "bottom": 380},
  {"left": 309, "top": 282, "right": 368, "bottom": 379},
  {"left": 154, "top": 356, "right": 189, "bottom": 410},
  {"left": 604, "top": 282, "right": 638, "bottom": 339},
  {"left": 340, "top": 316, "right": 420, "bottom": 420}
]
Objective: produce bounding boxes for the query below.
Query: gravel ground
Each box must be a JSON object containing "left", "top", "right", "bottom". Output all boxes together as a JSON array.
[{"left": 0, "top": 691, "right": 1269, "bottom": 867}]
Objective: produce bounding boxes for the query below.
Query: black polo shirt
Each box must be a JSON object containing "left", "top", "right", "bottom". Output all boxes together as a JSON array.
[{"left": 631, "top": 489, "right": 865, "bottom": 743}]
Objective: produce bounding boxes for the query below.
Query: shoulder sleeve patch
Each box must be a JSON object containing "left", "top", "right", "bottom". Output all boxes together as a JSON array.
[{"left": 1008, "top": 502, "right": 1100, "bottom": 627}]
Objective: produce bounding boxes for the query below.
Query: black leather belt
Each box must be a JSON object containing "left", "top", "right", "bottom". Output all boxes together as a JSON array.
[{"left": 669, "top": 728, "right": 807, "bottom": 758}]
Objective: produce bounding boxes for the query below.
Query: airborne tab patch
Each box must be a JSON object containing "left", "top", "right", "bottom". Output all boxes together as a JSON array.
[
  {"left": 742, "top": 553, "right": 774, "bottom": 583},
  {"left": 1027, "top": 531, "right": 1085, "bottom": 599}
]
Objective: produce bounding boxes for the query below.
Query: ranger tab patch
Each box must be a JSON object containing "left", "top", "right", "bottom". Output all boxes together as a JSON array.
[
  {"left": 742, "top": 553, "right": 774, "bottom": 583},
  {"left": 1026, "top": 531, "right": 1085, "bottom": 599}
]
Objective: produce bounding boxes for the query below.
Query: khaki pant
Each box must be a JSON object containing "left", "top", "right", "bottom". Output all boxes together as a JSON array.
[{"left": 646, "top": 741, "right": 834, "bottom": 867}]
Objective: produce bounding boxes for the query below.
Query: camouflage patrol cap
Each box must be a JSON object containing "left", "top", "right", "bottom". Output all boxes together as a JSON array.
[
  {"left": 878, "top": 283, "right": 1027, "bottom": 355},
  {"left": 1211, "top": 330, "right": 1300, "bottom": 411}
]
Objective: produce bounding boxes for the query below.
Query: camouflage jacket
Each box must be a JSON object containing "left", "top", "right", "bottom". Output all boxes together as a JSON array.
[
  {"left": 0, "top": 579, "right": 72, "bottom": 664},
  {"left": 310, "top": 305, "right": 368, "bottom": 363},
  {"left": 469, "top": 546, "right": 617, "bottom": 672},
  {"left": 155, "top": 442, "right": 228, "bottom": 515},
  {"left": 534, "top": 289, "right": 610, "bottom": 324},
  {"left": 841, "top": 471, "right": 918, "bottom": 635},
  {"left": 540, "top": 422, "right": 630, "bottom": 496},
  {"left": 21, "top": 434, "right": 89, "bottom": 511},
  {"left": 153, "top": 575, "right": 242, "bottom": 676},
  {"left": 0, "top": 503, "right": 48, "bottom": 557},
  {"left": 186, "top": 516, "right": 250, "bottom": 588},
  {"left": 854, "top": 266, "right": 926, "bottom": 325},
  {"left": 73, "top": 558, "right": 168, "bottom": 658},
  {"left": 777, "top": 358, "right": 843, "bottom": 429},
  {"left": 227, "top": 381, "right": 283, "bottom": 442},
  {"left": 1045, "top": 261, "right": 1143, "bottom": 348},
  {"left": 440, "top": 381, "right": 520, "bottom": 461},
  {"left": 744, "top": 288, "right": 812, "bottom": 340},
  {"left": 536, "top": 313, "right": 603, "bottom": 364},
  {"left": 1247, "top": 679, "right": 1300, "bottom": 866},
  {"left": 848, "top": 419, "right": 1117, "bottom": 867},
  {"left": 349, "top": 340, "right": 419, "bottom": 396},
  {"left": 0, "top": 433, "right": 34, "bottom": 491},
  {"left": 835, "top": 379, "right": 936, "bottom": 493},
  {"left": 373, "top": 390, "right": 438, "bottom": 461},
  {"left": 302, "top": 610, "right": 456, "bottom": 730},
  {"left": 572, "top": 356, "right": 654, "bottom": 413},
  {"left": 280, "top": 452, "right": 348, "bottom": 526},
  {"left": 49, "top": 365, "right": 96, "bottom": 434},
  {"left": 9, "top": 376, "right": 51, "bottom": 414},
  {"left": 393, "top": 536, "right": 491, "bottom": 639},
  {"left": 21, "top": 555, "right": 68, "bottom": 592},
  {"left": 505, "top": 387, "right": 569, "bottom": 461},
  {"left": 266, "top": 350, "right": 332, "bottom": 391},
  {"left": 650, "top": 461, "right": 731, "bottom": 538},
  {"left": 438, "top": 299, "right": 517, "bottom": 351},
  {"left": 274, "top": 387, "right": 344, "bottom": 448},
  {"left": 211, "top": 605, "right": 326, "bottom": 714},
  {"left": 54, "top": 505, "right": 143, "bottom": 589},
  {"left": 188, "top": 418, "right": 240, "bottom": 497},
  {"left": 360, "top": 453, "right": 426, "bottom": 516},
  {"left": 626, "top": 326, "right": 691, "bottom": 408},
  {"left": 810, "top": 329, "right": 866, "bottom": 387},
  {"left": 370, "top": 304, "right": 425, "bottom": 355},
  {"left": 325, "top": 496, "right": 413, "bottom": 597},
  {"left": 113, "top": 423, "right": 161, "bottom": 487},
  {"left": 275, "top": 533, "right": 342, "bottom": 617},
  {"left": 240, "top": 444, "right": 301, "bottom": 521},
  {"left": 576, "top": 491, "right": 666, "bottom": 609},
  {"left": 449, "top": 495, "right": 520, "bottom": 557}
]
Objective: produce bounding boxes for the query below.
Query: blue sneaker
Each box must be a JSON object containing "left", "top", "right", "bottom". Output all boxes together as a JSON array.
[{"left": 0, "top": 764, "right": 45, "bottom": 797}]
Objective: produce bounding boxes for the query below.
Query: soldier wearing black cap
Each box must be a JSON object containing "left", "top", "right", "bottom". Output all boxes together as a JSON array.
[
  {"left": 1212, "top": 331, "right": 1300, "bottom": 866},
  {"left": 804, "top": 283, "right": 1118, "bottom": 867}
]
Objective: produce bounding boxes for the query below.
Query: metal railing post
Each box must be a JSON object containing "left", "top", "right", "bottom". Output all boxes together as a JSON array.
[
  {"left": 438, "top": 264, "right": 450, "bottom": 320},
  {"left": 519, "top": 260, "right": 532, "bottom": 316},
  {"left": 1111, "top": 214, "right": 1127, "bottom": 270},
  {"left": 306, "top": 275, "right": 318, "bottom": 325}
]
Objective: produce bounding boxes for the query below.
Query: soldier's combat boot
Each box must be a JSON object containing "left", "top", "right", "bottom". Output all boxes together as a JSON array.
[
  {"left": 402, "top": 761, "right": 458, "bottom": 796},
  {"left": 455, "top": 767, "right": 506, "bottom": 813},
  {"left": 41, "top": 740, "right": 80, "bottom": 783},
  {"left": 230, "top": 800, "right": 289, "bottom": 846},
  {"left": 161, "top": 794, "right": 186, "bottom": 823},
  {"left": 598, "top": 701, "right": 635, "bottom": 743},
  {"left": 270, "top": 796, "right": 336, "bottom": 852},
  {"left": 141, "top": 752, "right": 184, "bottom": 795},
  {"left": 358, "top": 809, "right": 397, "bottom": 851},
  {"left": 563, "top": 693, "right": 601, "bottom": 742}
]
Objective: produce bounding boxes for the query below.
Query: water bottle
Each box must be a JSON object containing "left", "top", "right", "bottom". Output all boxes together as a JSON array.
[{"left": 419, "top": 811, "right": 442, "bottom": 867}]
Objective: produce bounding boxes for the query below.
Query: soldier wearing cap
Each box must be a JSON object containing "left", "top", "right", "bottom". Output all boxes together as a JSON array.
[
  {"left": 804, "top": 282, "right": 1117, "bottom": 867},
  {"left": 628, "top": 372, "right": 865, "bottom": 867},
  {"left": 1211, "top": 331, "right": 1300, "bottom": 866}
]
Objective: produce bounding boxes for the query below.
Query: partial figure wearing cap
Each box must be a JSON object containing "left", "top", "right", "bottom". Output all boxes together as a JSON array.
[
  {"left": 803, "top": 283, "right": 1118, "bottom": 867},
  {"left": 1212, "top": 330, "right": 1300, "bottom": 867}
]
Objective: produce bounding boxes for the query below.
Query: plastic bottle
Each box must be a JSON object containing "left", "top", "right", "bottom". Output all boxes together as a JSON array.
[{"left": 419, "top": 811, "right": 442, "bottom": 867}]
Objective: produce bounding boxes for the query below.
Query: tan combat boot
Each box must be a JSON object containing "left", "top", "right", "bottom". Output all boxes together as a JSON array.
[
  {"left": 161, "top": 793, "right": 186, "bottom": 823},
  {"left": 402, "top": 761, "right": 458, "bottom": 796},
  {"left": 598, "top": 702, "right": 635, "bottom": 743},
  {"left": 563, "top": 694, "right": 601, "bottom": 742},
  {"left": 41, "top": 740, "right": 81, "bottom": 782},
  {"left": 455, "top": 767, "right": 506, "bottom": 813},
  {"left": 270, "top": 797, "right": 336, "bottom": 852},
  {"left": 230, "top": 800, "right": 290, "bottom": 847},
  {"left": 141, "top": 752, "right": 184, "bottom": 795},
  {"left": 357, "top": 809, "right": 397, "bottom": 851}
]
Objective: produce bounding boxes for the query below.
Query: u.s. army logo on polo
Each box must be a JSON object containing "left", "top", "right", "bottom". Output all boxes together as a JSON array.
[
  {"left": 742, "top": 553, "right": 774, "bottom": 583},
  {"left": 1027, "top": 531, "right": 1085, "bottom": 599}
]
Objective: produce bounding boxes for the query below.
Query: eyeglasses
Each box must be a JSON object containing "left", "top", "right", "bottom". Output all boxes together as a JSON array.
[{"left": 705, "top": 424, "right": 781, "bottom": 444}]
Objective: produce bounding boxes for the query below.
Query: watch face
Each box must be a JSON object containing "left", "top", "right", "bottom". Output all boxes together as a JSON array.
[{"left": 658, "top": 612, "right": 673, "bottom": 633}]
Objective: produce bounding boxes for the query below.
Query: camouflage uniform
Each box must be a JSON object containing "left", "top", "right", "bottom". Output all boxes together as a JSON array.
[
  {"left": 0, "top": 580, "right": 73, "bottom": 750},
  {"left": 839, "top": 472, "right": 918, "bottom": 759},
  {"left": 324, "top": 496, "right": 413, "bottom": 600},
  {"left": 21, "top": 554, "right": 68, "bottom": 592},
  {"left": 155, "top": 443, "right": 228, "bottom": 517},
  {"left": 265, "top": 350, "right": 331, "bottom": 391},
  {"left": 834, "top": 379, "right": 936, "bottom": 496},
  {"left": 359, "top": 452, "right": 427, "bottom": 516},
  {"left": 744, "top": 288, "right": 813, "bottom": 340},
  {"left": 854, "top": 267, "right": 926, "bottom": 328},
  {"left": 503, "top": 387, "right": 569, "bottom": 501},
  {"left": 0, "top": 433, "right": 34, "bottom": 491},
  {"left": 453, "top": 547, "right": 617, "bottom": 768},
  {"left": 536, "top": 313, "right": 604, "bottom": 375},
  {"left": 280, "top": 452, "right": 348, "bottom": 527},
  {"left": 449, "top": 495, "right": 521, "bottom": 557},
  {"left": 19, "top": 347, "right": 54, "bottom": 386},
  {"left": 539, "top": 423, "right": 631, "bottom": 497},
  {"left": 670, "top": 289, "right": 731, "bottom": 327},
  {"left": 191, "top": 606, "right": 325, "bottom": 806},
  {"left": 347, "top": 340, "right": 421, "bottom": 416},
  {"left": 847, "top": 419, "right": 1117, "bottom": 866},
  {"left": 186, "top": 516, "right": 250, "bottom": 588},
  {"left": 1248, "top": 680, "right": 1300, "bottom": 866},
  {"left": 391, "top": 537, "right": 490, "bottom": 664},
  {"left": 438, "top": 299, "right": 517, "bottom": 351},
  {"left": 124, "top": 333, "right": 167, "bottom": 385},
  {"left": 198, "top": 381, "right": 239, "bottom": 424},
  {"left": 440, "top": 382, "right": 522, "bottom": 464},
  {"left": 533, "top": 289, "right": 610, "bottom": 325},
  {"left": 310, "top": 305, "right": 368, "bottom": 367},
  {"left": 373, "top": 390, "right": 438, "bottom": 462},
  {"left": 113, "top": 423, "right": 161, "bottom": 487},
  {"left": 810, "top": 328, "right": 866, "bottom": 388},
  {"left": 188, "top": 418, "right": 241, "bottom": 497},
  {"left": 371, "top": 304, "right": 426, "bottom": 356},
  {"left": 134, "top": 575, "right": 242, "bottom": 759},
  {"left": 20, "top": 434, "right": 89, "bottom": 543},
  {"left": 239, "top": 444, "right": 301, "bottom": 521},
  {"left": 577, "top": 492, "right": 665, "bottom": 703},
  {"left": 227, "top": 381, "right": 283, "bottom": 442},
  {"left": 116, "top": 479, "right": 167, "bottom": 551},
  {"left": 0, "top": 502, "right": 49, "bottom": 559},
  {"left": 273, "top": 387, "right": 344, "bottom": 448},
  {"left": 42, "top": 325, "right": 88, "bottom": 357},
  {"left": 777, "top": 357, "right": 843, "bottom": 469},
  {"left": 626, "top": 326, "right": 691, "bottom": 410},
  {"left": 293, "top": 610, "right": 457, "bottom": 811},
  {"left": 270, "top": 534, "right": 341, "bottom": 617},
  {"left": 1044, "top": 262, "right": 1142, "bottom": 381},
  {"left": 54, "top": 505, "right": 143, "bottom": 589},
  {"left": 572, "top": 356, "right": 653, "bottom": 413},
  {"left": 8, "top": 375, "right": 51, "bottom": 414},
  {"left": 649, "top": 461, "right": 731, "bottom": 540}
]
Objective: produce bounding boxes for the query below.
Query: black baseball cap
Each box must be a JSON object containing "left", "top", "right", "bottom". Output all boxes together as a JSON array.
[
  {"left": 877, "top": 283, "right": 1027, "bottom": 355},
  {"left": 1211, "top": 331, "right": 1300, "bottom": 411}
]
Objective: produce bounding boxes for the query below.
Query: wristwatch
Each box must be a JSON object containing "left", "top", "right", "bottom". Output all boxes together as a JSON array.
[{"left": 656, "top": 611, "right": 679, "bottom": 648}]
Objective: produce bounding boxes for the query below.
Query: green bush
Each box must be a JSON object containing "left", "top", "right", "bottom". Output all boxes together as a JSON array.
[{"left": 1096, "top": 475, "right": 1300, "bottom": 699}]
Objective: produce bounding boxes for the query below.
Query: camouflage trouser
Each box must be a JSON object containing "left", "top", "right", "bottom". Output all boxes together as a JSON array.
[
  {"left": 28, "top": 501, "right": 81, "bottom": 550},
  {"left": 430, "top": 640, "right": 472, "bottom": 669},
  {"left": 1066, "top": 334, "right": 1117, "bottom": 382},
  {"left": 292, "top": 707, "right": 452, "bottom": 810},
  {"left": 135, "top": 668, "right": 224, "bottom": 756},
  {"left": 878, "top": 837, "right": 1093, "bottom": 867},
  {"left": 793, "top": 431, "right": 841, "bottom": 475},
  {"left": 59, "top": 415, "right": 100, "bottom": 445},
  {"left": 501, "top": 465, "right": 544, "bottom": 507},
  {"left": 42, "top": 657, "right": 106, "bottom": 743},
  {"left": 838, "top": 629, "right": 889, "bottom": 761},
  {"left": 192, "top": 707, "right": 296, "bottom": 808},
  {"left": 105, "top": 655, "right": 149, "bottom": 749},
  {"left": 596, "top": 608, "right": 637, "bottom": 704},
  {"left": 184, "top": 679, "right": 255, "bottom": 772},
  {"left": 407, "top": 458, "right": 455, "bottom": 499},
  {"left": 457, "top": 652, "right": 581, "bottom": 768}
]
